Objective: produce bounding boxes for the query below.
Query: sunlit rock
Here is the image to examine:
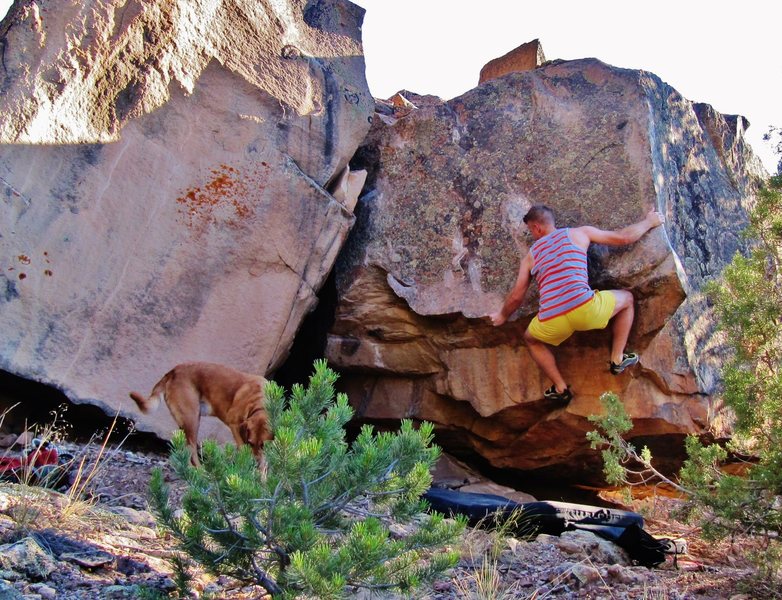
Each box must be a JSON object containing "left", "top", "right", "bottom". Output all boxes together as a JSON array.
[
  {"left": 330, "top": 53, "right": 766, "bottom": 477},
  {"left": 479, "top": 38, "right": 546, "bottom": 84},
  {"left": 0, "top": 0, "right": 373, "bottom": 440}
]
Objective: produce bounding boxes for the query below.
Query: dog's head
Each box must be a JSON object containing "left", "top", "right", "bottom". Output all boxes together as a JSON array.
[{"left": 239, "top": 409, "right": 273, "bottom": 458}]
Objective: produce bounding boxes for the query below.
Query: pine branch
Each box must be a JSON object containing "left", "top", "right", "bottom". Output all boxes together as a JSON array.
[
  {"left": 250, "top": 556, "right": 283, "bottom": 596},
  {"left": 246, "top": 512, "right": 289, "bottom": 567}
]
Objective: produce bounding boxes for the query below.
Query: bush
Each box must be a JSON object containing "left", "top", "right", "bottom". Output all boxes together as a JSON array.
[
  {"left": 149, "top": 359, "right": 465, "bottom": 598},
  {"left": 587, "top": 392, "right": 688, "bottom": 495},
  {"left": 682, "top": 174, "right": 782, "bottom": 542},
  {"left": 587, "top": 175, "right": 782, "bottom": 591}
]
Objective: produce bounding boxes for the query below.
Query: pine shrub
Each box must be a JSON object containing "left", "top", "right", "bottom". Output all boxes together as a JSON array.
[
  {"left": 149, "top": 359, "right": 465, "bottom": 598},
  {"left": 587, "top": 175, "right": 782, "bottom": 591}
]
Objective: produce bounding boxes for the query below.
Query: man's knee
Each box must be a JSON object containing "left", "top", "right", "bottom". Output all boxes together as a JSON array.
[
  {"left": 611, "top": 289, "right": 634, "bottom": 313},
  {"left": 523, "top": 328, "right": 541, "bottom": 345}
]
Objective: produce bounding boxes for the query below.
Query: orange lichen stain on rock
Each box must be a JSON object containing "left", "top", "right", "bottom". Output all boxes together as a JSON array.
[{"left": 175, "top": 164, "right": 254, "bottom": 229}]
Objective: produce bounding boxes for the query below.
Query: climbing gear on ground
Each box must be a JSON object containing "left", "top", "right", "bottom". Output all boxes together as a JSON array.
[
  {"left": 0, "top": 438, "right": 73, "bottom": 488},
  {"left": 610, "top": 352, "right": 639, "bottom": 375},
  {"left": 423, "top": 488, "right": 682, "bottom": 568}
]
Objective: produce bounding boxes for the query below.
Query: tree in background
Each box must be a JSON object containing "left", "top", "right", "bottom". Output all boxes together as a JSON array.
[
  {"left": 149, "top": 359, "right": 465, "bottom": 599},
  {"left": 764, "top": 126, "right": 782, "bottom": 175},
  {"left": 589, "top": 173, "right": 782, "bottom": 591},
  {"left": 684, "top": 172, "right": 782, "bottom": 538}
]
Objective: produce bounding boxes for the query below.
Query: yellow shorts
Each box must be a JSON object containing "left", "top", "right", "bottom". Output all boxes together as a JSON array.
[{"left": 527, "top": 290, "right": 616, "bottom": 346}]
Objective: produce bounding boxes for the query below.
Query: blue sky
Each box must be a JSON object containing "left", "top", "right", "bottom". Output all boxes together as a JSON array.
[{"left": 2, "top": 0, "right": 779, "bottom": 172}]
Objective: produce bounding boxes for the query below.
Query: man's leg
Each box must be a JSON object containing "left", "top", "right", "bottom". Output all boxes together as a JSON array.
[
  {"left": 523, "top": 329, "right": 568, "bottom": 393},
  {"left": 607, "top": 289, "right": 635, "bottom": 365}
]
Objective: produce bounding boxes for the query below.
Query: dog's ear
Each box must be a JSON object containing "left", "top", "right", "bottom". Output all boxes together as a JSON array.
[
  {"left": 254, "top": 412, "right": 273, "bottom": 444},
  {"left": 242, "top": 412, "right": 273, "bottom": 447}
]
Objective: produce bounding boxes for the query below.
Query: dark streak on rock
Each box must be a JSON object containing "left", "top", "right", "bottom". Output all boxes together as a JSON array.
[{"left": 2, "top": 275, "right": 19, "bottom": 303}]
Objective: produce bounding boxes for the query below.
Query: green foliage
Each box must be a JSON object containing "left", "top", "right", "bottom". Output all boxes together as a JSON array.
[
  {"left": 587, "top": 392, "right": 686, "bottom": 493},
  {"left": 587, "top": 174, "right": 782, "bottom": 588},
  {"left": 134, "top": 586, "right": 171, "bottom": 600},
  {"left": 170, "top": 553, "right": 193, "bottom": 598},
  {"left": 689, "top": 174, "right": 782, "bottom": 541},
  {"left": 764, "top": 126, "right": 782, "bottom": 175},
  {"left": 149, "top": 359, "right": 465, "bottom": 598},
  {"left": 586, "top": 392, "right": 632, "bottom": 487}
]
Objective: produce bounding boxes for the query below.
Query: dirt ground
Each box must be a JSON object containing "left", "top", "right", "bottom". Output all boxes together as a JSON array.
[{"left": 0, "top": 433, "right": 773, "bottom": 599}]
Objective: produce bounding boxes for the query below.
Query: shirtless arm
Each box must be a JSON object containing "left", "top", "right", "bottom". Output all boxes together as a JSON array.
[
  {"left": 490, "top": 251, "right": 533, "bottom": 326},
  {"left": 571, "top": 210, "right": 664, "bottom": 248}
]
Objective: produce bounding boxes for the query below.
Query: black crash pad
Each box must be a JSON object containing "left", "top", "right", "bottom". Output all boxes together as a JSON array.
[
  {"left": 423, "top": 488, "right": 667, "bottom": 567},
  {"left": 423, "top": 487, "right": 643, "bottom": 534}
]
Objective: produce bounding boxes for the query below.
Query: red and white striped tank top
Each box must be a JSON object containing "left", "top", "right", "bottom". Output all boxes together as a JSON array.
[{"left": 530, "top": 228, "right": 594, "bottom": 321}]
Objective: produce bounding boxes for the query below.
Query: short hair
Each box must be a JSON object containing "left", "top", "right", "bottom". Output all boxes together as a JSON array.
[{"left": 523, "top": 204, "right": 555, "bottom": 226}]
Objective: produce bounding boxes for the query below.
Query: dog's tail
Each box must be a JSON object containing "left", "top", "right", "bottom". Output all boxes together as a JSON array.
[
  {"left": 129, "top": 377, "right": 167, "bottom": 414},
  {"left": 129, "top": 390, "right": 160, "bottom": 413}
]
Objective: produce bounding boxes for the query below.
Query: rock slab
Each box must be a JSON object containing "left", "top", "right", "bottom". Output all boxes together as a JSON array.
[
  {"left": 479, "top": 38, "right": 546, "bottom": 84},
  {"left": 0, "top": 0, "right": 373, "bottom": 440},
  {"left": 331, "top": 54, "right": 766, "bottom": 477}
]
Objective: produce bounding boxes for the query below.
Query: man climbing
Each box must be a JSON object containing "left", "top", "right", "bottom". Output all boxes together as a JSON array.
[{"left": 490, "top": 204, "right": 664, "bottom": 403}]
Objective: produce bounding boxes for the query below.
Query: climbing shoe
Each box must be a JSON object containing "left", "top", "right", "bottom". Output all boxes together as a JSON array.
[
  {"left": 610, "top": 352, "right": 639, "bottom": 375},
  {"left": 543, "top": 385, "right": 573, "bottom": 404}
]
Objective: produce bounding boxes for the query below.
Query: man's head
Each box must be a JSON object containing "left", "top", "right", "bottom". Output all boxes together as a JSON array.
[{"left": 523, "top": 204, "right": 556, "bottom": 239}]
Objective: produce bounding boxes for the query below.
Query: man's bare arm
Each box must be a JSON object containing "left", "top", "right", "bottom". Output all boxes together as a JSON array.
[
  {"left": 573, "top": 210, "right": 664, "bottom": 247},
  {"left": 490, "top": 252, "right": 533, "bottom": 326}
]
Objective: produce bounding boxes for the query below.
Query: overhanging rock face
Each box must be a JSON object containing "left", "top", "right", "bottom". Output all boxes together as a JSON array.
[
  {"left": 329, "top": 57, "right": 766, "bottom": 476},
  {"left": 0, "top": 0, "right": 373, "bottom": 440}
]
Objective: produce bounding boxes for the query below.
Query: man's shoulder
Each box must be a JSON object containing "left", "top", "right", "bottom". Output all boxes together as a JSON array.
[{"left": 568, "top": 226, "right": 594, "bottom": 245}]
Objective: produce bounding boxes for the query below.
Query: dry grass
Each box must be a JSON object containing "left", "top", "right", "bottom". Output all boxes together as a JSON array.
[
  {"left": 452, "top": 555, "right": 521, "bottom": 600},
  {"left": 60, "top": 412, "right": 127, "bottom": 519},
  {"left": 0, "top": 403, "right": 136, "bottom": 531},
  {"left": 0, "top": 481, "right": 123, "bottom": 537}
]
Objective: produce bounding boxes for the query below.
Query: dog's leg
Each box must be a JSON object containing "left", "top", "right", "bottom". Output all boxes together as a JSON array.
[
  {"left": 166, "top": 384, "right": 203, "bottom": 467},
  {"left": 228, "top": 424, "right": 245, "bottom": 450}
]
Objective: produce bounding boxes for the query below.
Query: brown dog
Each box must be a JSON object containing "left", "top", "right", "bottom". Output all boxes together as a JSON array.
[{"left": 129, "top": 362, "right": 273, "bottom": 467}]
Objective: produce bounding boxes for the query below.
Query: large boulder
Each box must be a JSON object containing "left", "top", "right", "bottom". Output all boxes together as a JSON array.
[
  {"left": 0, "top": 0, "right": 373, "bottom": 439},
  {"left": 329, "top": 55, "right": 766, "bottom": 479}
]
